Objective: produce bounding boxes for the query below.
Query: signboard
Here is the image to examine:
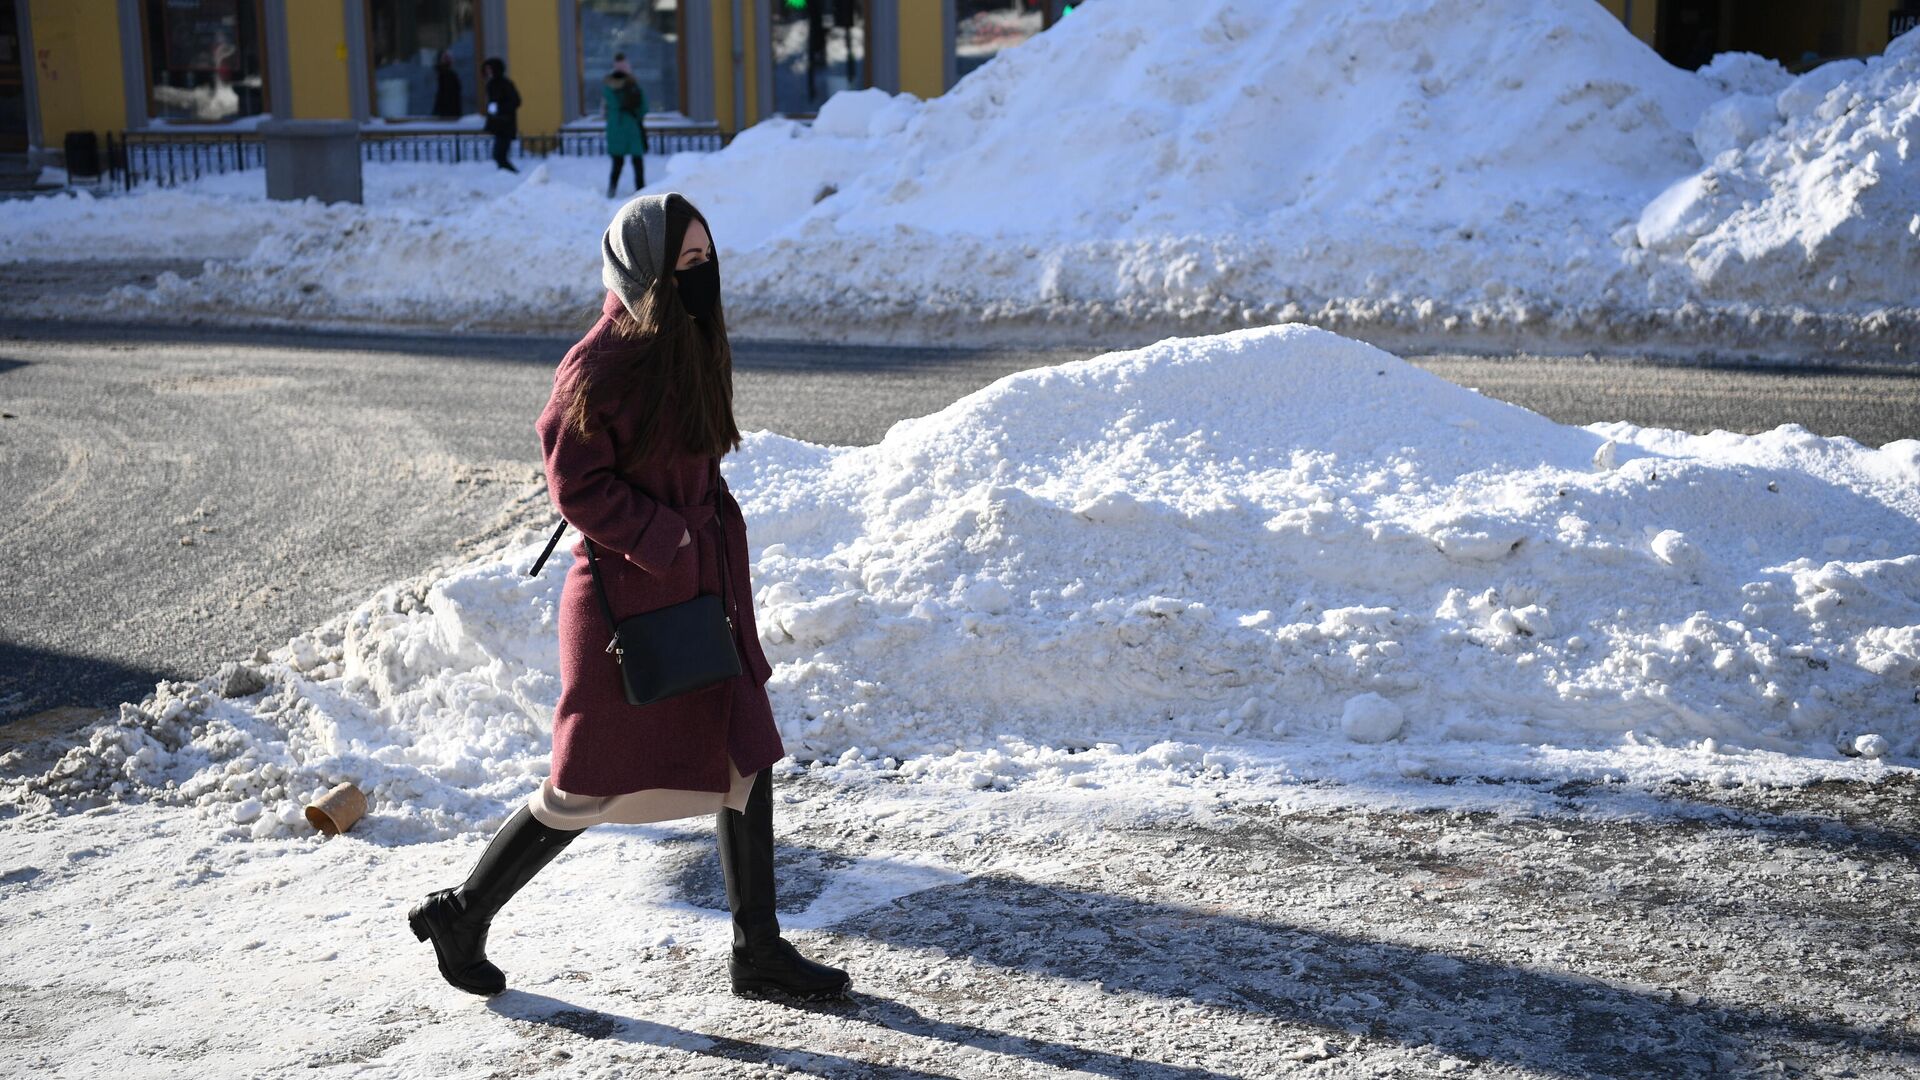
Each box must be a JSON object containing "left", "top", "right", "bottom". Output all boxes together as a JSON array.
[{"left": 1894, "top": 10, "right": 1920, "bottom": 40}]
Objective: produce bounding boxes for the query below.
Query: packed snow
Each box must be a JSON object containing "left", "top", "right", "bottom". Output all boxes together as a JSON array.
[
  {"left": 7, "top": 326, "right": 1913, "bottom": 845},
  {"left": 3, "top": 0, "right": 1915, "bottom": 357}
]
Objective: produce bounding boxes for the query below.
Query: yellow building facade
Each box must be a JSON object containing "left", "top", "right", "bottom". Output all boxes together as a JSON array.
[{"left": 6, "top": 1, "right": 1914, "bottom": 168}]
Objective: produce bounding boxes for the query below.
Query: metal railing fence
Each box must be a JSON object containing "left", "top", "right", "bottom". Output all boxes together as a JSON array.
[{"left": 106, "top": 125, "right": 731, "bottom": 191}]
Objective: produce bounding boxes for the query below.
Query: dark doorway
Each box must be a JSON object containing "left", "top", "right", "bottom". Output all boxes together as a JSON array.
[
  {"left": 0, "top": 0, "right": 27, "bottom": 153},
  {"left": 1657, "top": 0, "right": 1854, "bottom": 72}
]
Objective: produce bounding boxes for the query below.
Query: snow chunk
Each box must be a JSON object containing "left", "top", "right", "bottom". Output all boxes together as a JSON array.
[
  {"left": 1696, "top": 51, "right": 1794, "bottom": 97},
  {"left": 1651, "top": 529, "right": 1699, "bottom": 567},
  {"left": 810, "top": 87, "right": 920, "bottom": 139},
  {"left": 1853, "top": 734, "right": 1891, "bottom": 760},
  {"left": 1775, "top": 59, "right": 1866, "bottom": 121},
  {"left": 1692, "top": 93, "right": 1779, "bottom": 161},
  {"left": 1341, "top": 693, "right": 1406, "bottom": 744}
]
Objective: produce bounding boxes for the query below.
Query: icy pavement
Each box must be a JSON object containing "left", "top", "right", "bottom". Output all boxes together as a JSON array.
[{"left": 1, "top": 770, "right": 1916, "bottom": 1078}]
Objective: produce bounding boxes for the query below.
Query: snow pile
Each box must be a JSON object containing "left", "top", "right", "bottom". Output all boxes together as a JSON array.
[
  {"left": 1632, "top": 33, "right": 1920, "bottom": 311},
  {"left": 4, "top": 0, "right": 1915, "bottom": 354},
  {"left": 713, "top": 1, "right": 1914, "bottom": 345},
  {"left": 730, "top": 325, "right": 1919, "bottom": 769},
  {"left": 729, "top": 0, "right": 1713, "bottom": 327},
  {"left": 8, "top": 326, "right": 1914, "bottom": 838}
]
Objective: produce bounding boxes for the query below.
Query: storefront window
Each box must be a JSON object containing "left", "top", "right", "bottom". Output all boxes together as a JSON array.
[
  {"left": 1, "top": 0, "right": 25, "bottom": 151},
  {"left": 579, "top": 0, "right": 679, "bottom": 117},
  {"left": 955, "top": 0, "right": 1044, "bottom": 82},
  {"left": 770, "top": 0, "right": 865, "bottom": 116},
  {"left": 368, "top": 0, "right": 480, "bottom": 120},
  {"left": 143, "top": 0, "right": 267, "bottom": 122}
]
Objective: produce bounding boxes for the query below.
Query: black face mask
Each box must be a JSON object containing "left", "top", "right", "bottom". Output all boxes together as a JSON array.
[{"left": 675, "top": 259, "right": 720, "bottom": 323}]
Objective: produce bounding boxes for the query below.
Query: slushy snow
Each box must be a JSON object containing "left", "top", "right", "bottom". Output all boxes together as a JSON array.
[
  {"left": 3, "top": 0, "right": 1914, "bottom": 356},
  {"left": 8, "top": 325, "right": 1914, "bottom": 841}
]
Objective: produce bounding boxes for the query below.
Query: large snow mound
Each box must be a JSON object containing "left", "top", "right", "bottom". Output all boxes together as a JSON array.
[
  {"left": 725, "top": 0, "right": 1711, "bottom": 313},
  {"left": 4, "top": 0, "right": 1915, "bottom": 356},
  {"left": 8, "top": 326, "right": 1914, "bottom": 839}
]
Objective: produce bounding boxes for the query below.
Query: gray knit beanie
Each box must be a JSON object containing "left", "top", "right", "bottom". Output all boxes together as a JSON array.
[{"left": 601, "top": 192, "right": 672, "bottom": 320}]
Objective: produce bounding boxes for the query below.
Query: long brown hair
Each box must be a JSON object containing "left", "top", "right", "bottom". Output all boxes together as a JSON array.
[{"left": 564, "top": 194, "right": 740, "bottom": 471}]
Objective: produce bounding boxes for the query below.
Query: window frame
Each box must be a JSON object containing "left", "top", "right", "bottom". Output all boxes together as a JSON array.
[
  {"left": 135, "top": 0, "right": 273, "bottom": 124},
  {"left": 952, "top": 0, "right": 1048, "bottom": 86},
  {"left": 764, "top": 0, "right": 875, "bottom": 121},
  {"left": 574, "top": 0, "right": 687, "bottom": 121},
  {"left": 360, "top": 0, "right": 490, "bottom": 124}
]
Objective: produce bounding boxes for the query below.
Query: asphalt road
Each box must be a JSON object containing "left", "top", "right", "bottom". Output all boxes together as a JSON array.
[{"left": 2, "top": 317, "right": 1917, "bottom": 727}]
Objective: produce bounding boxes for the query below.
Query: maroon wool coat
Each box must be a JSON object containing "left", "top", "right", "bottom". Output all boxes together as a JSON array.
[{"left": 534, "top": 290, "right": 782, "bottom": 797}]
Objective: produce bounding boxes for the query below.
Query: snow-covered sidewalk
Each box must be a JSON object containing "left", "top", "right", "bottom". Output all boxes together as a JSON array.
[{"left": 2, "top": 769, "right": 1916, "bottom": 1078}]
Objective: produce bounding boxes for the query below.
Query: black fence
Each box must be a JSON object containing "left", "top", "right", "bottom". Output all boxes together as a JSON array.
[
  {"left": 107, "top": 131, "right": 265, "bottom": 190},
  {"left": 106, "top": 125, "right": 732, "bottom": 191}
]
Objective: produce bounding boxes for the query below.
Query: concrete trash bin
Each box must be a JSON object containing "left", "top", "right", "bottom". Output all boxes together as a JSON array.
[{"left": 259, "top": 119, "right": 363, "bottom": 205}]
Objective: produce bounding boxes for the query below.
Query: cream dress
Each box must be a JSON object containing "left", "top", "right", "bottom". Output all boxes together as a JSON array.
[{"left": 527, "top": 753, "right": 756, "bottom": 829}]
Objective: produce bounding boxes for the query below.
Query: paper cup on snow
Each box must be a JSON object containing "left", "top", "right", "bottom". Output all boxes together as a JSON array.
[{"left": 304, "top": 782, "right": 367, "bottom": 835}]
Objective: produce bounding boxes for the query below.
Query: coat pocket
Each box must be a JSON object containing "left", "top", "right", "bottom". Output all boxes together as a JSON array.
[{"left": 613, "top": 535, "right": 703, "bottom": 617}]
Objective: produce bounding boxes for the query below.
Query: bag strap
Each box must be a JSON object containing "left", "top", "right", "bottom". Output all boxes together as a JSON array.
[
  {"left": 580, "top": 534, "right": 625, "bottom": 648},
  {"left": 528, "top": 518, "right": 569, "bottom": 578},
  {"left": 709, "top": 455, "right": 736, "bottom": 629}
]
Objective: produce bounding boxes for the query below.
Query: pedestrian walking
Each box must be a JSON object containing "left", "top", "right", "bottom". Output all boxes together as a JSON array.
[
  {"left": 408, "top": 192, "right": 851, "bottom": 1003},
  {"left": 432, "top": 50, "right": 463, "bottom": 120},
  {"left": 604, "top": 53, "right": 648, "bottom": 197},
  {"left": 482, "top": 56, "right": 521, "bottom": 172}
]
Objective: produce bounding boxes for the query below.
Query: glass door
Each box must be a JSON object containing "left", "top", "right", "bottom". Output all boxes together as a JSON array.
[
  {"left": 770, "top": 0, "right": 866, "bottom": 117},
  {"left": 0, "top": 0, "right": 24, "bottom": 152}
]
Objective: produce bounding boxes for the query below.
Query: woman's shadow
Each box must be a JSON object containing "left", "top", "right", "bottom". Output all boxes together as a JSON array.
[
  {"left": 490, "top": 987, "right": 1237, "bottom": 1080},
  {"left": 485, "top": 850, "right": 1920, "bottom": 1079}
]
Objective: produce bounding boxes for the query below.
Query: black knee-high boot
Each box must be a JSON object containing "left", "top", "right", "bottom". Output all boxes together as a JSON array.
[
  {"left": 716, "top": 769, "right": 851, "bottom": 999},
  {"left": 409, "top": 805, "right": 583, "bottom": 995}
]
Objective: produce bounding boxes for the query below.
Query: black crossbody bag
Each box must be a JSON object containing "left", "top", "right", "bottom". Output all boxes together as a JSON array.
[{"left": 527, "top": 458, "right": 743, "bottom": 706}]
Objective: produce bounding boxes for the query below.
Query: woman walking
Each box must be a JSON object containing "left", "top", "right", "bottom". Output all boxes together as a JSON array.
[
  {"left": 482, "top": 56, "right": 521, "bottom": 172},
  {"left": 604, "top": 54, "right": 647, "bottom": 197},
  {"left": 407, "top": 192, "right": 851, "bottom": 1002}
]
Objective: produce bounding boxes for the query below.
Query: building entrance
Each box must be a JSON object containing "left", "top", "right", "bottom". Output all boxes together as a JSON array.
[
  {"left": 1656, "top": 0, "right": 1860, "bottom": 72},
  {"left": 0, "top": 0, "right": 27, "bottom": 153}
]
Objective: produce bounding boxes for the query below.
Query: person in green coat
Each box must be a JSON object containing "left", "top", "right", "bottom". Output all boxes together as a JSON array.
[{"left": 604, "top": 55, "right": 647, "bottom": 197}]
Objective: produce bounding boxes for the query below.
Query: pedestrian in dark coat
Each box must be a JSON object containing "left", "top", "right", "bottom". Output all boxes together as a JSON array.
[
  {"left": 603, "top": 53, "right": 647, "bottom": 196},
  {"left": 432, "top": 50, "right": 463, "bottom": 119},
  {"left": 482, "top": 56, "right": 520, "bottom": 172},
  {"left": 407, "top": 192, "right": 851, "bottom": 1005}
]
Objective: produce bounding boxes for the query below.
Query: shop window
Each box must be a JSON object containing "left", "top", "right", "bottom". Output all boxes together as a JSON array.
[
  {"left": 368, "top": 0, "right": 482, "bottom": 120},
  {"left": 579, "top": 0, "right": 681, "bottom": 117},
  {"left": 770, "top": 0, "right": 866, "bottom": 116},
  {"left": 142, "top": 0, "right": 268, "bottom": 122},
  {"left": 955, "top": 0, "right": 1045, "bottom": 82},
  {"left": 1, "top": 0, "right": 24, "bottom": 151}
]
